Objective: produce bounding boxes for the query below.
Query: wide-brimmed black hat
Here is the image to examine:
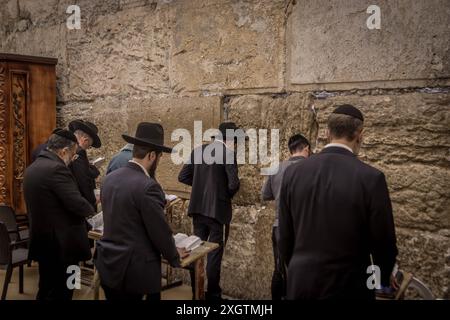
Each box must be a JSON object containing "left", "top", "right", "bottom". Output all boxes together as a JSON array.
[
  {"left": 219, "top": 122, "right": 247, "bottom": 141},
  {"left": 69, "top": 119, "right": 102, "bottom": 148},
  {"left": 122, "top": 122, "right": 172, "bottom": 153}
]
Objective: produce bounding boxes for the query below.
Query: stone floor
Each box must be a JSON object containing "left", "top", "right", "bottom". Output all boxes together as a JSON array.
[{"left": 0, "top": 263, "right": 193, "bottom": 300}]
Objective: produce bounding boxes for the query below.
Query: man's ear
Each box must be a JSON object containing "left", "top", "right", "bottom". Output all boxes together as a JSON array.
[
  {"left": 148, "top": 151, "right": 157, "bottom": 162},
  {"left": 325, "top": 129, "right": 331, "bottom": 142},
  {"left": 356, "top": 129, "right": 364, "bottom": 145}
]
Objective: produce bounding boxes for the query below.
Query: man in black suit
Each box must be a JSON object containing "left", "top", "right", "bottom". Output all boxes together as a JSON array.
[
  {"left": 279, "top": 104, "right": 398, "bottom": 300},
  {"left": 178, "top": 122, "right": 241, "bottom": 300},
  {"left": 69, "top": 120, "right": 102, "bottom": 211},
  {"left": 262, "top": 133, "right": 311, "bottom": 300},
  {"left": 95, "top": 122, "right": 187, "bottom": 300},
  {"left": 23, "top": 129, "right": 95, "bottom": 300}
]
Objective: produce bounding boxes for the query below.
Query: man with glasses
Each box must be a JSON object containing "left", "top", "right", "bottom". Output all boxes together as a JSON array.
[{"left": 24, "top": 129, "right": 95, "bottom": 300}]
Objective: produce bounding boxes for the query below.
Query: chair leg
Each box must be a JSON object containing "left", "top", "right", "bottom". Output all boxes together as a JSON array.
[
  {"left": 19, "top": 265, "right": 24, "bottom": 294},
  {"left": 1, "top": 265, "right": 13, "bottom": 300}
]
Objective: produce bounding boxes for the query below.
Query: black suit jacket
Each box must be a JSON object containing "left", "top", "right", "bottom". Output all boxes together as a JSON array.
[
  {"left": 279, "top": 146, "right": 398, "bottom": 300},
  {"left": 23, "top": 150, "right": 95, "bottom": 263},
  {"left": 178, "top": 141, "right": 240, "bottom": 225},
  {"left": 70, "top": 147, "right": 100, "bottom": 210},
  {"left": 94, "top": 162, "right": 180, "bottom": 294}
]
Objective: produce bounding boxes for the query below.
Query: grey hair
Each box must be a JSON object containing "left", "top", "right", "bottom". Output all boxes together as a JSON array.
[{"left": 47, "top": 134, "right": 77, "bottom": 151}]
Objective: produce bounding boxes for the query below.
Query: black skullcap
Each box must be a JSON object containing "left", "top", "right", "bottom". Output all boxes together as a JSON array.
[
  {"left": 332, "top": 104, "right": 364, "bottom": 122},
  {"left": 53, "top": 128, "right": 78, "bottom": 143}
]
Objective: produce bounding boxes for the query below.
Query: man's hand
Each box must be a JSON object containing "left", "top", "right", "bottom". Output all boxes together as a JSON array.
[{"left": 177, "top": 247, "right": 190, "bottom": 259}]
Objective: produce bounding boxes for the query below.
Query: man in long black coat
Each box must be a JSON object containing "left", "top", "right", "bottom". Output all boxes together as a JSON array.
[
  {"left": 24, "top": 129, "right": 95, "bottom": 300},
  {"left": 69, "top": 120, "right": 102, "bottom": 211},
  {"left": 95, "top": 122, "right": 186, "bottom": 300},
  {"left": 178, "top": 122, "right": 241, "bottom": 300},
  {"left": 279, "top": 105, "right": 398, "bottom": 300}
]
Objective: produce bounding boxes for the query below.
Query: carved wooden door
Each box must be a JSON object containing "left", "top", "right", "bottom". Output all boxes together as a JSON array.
[{"left": 0, "top": 54, "right": 57, "bottom": 214}]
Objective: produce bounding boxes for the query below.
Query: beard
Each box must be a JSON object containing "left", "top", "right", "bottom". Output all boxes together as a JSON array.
[{"left": 148, "top": 160, "right": 158, "bottom": 178}]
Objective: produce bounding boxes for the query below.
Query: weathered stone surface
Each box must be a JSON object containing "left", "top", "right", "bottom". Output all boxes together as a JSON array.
[
  {"left": 311, "top": 92, "right": 450, "bottom": 230},
  {"left": 66, "top": 5, "right": 172, "bottom": 101},
  {"left": 288, "top": 0, "right": 450, "bottom": 88},
  {"left": 170, "top": 0, "right": 285, "bottom": 93},
  {"left": 223, "top": 204, "right": 274, "bottom": 299},
  {"left": 0, "top": 23, "right": 68, "bottom": 102},
  {"left": 126, "top": 96, "right": 222, "bottom": 193},
  {"left": 396, "top": 228, "right": 450, "bottom": 298},
  {"left": 57, "top": 97, "right": 128, "bottom": 177},
  {"left": 227, "top": 93, "right": 318, "bottom": 205}
]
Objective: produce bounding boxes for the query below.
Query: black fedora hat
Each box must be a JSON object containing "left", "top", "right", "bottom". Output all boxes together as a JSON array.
[
  {"left": 69, "top": 119, "right": 102, "bottom": 148},
  {"left": 122, "top": 122, "right": 172, "bottom": 153}
]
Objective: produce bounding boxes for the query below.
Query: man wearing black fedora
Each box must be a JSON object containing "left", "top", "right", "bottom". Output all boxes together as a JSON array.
[
  {"left": 94, "top": 122, "right": 188, "bottom": 300},
  {"left": 178, "top": 121, "right": 242, "bottom": 300},
  {"left": 68, "top": 119, "right": 102, "bottom": 211}
]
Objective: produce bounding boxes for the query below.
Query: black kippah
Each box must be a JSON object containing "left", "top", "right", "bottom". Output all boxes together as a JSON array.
[
  {"left": 53, "top": 128, "right": 78, "bottom": 143},
  {"left": 332, "top": 104, "right": 364, "bottom": 122}
]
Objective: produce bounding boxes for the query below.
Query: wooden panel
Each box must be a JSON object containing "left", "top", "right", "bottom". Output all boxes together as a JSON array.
[
  {"left": 27, "top": 64, "right": 56, "bottom": 159},
  {"left": 0, "top": 54, "right": 57, "bottom": 213},
  {"left": 0, "top": 62, "right": 10, "bottom": 206},
  {"left": 10, "top": 70, "right": 28, "bottom": 214}
]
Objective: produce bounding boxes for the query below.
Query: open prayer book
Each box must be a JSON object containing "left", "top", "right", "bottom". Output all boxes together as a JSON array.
[
  {"left": 173, "top": 233, "right": 203, "bottom": 251},
  {"left": 91, "top": 156, "right": 105, "bottom": 166},
  {"left": 87, "top": 211, "right": 103, "bottom": 232},
  {"left": 165, "top": 194, "right": 178, "bottom": 202}
]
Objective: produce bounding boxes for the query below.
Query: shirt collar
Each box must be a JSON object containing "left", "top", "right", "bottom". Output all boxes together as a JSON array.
[
  {"left": 122, "top": 143, "right": 133, "bottom": 151},
  {"left": 289, "top": 156, "right": 305, "bottom": 161},
  {"left": 128, "top": 159, "right": 149, "bottom": 177},
  {"left": 324, "top": 143, "right": 354, "bottom": 154}
]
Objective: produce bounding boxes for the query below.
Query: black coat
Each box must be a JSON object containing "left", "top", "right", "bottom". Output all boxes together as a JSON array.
[
  {"left": 94, "top": 162, "right": 180, "bottom": 295},
  {"left": 31, "top": 142, "right": 47, "bottom": 163},
  {"left": 279, "top": 146, "right": 398, "bottom": 300},
  {"left": 178, "top": 141, "right": 240, "bottom": 225},
  {"left": 23, "top": 150, "right": 95, "bottom": 263},
  {"left": 69, "top": 147, "right": 100, "bottom": 210}
]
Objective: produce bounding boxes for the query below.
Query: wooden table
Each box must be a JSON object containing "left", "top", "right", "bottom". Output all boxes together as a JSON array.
[{"left": 88, "top": 230, "right": 219, "bottom": 300}]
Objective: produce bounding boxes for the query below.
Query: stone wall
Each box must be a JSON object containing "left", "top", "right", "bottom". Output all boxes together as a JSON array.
[{"left": 1, "top": 0, "right": 449, "bottom": 299}]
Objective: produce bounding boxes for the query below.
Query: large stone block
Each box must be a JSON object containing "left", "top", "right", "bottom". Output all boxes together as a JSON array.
[
  {"left": 18, "top": 0, "right": 61, "bottom": 28},
  {"left": 222, "top": 204, "right": 273, "bottom": 299},
  {"left": 396, "top": 228, "right": 450, "bottom": 298},
  {"left": 170, "top": 0, "right": 285, "bottom": 94},
  {"left": 66, "top": 5, "right": 172, "bottom": 100},
  {"left": 0, "top": 23, "right": 68, "bottom": 102},
  {"left": 312, "top": 92, "right": 450, "bottom": 231},
  {"left": 126, "top": 96, "right": 222, "bottom": 193},
  {"left": 384, "top": 164, "right": 450, "bottom": 231},
  {"left": 288, "top": 0, "right": 450, "bottom": 89},
  {"left": 227, "top": 93, "right": 318, "bottom": 205},
  {"left": 58, "top": 97, "right": 128, "bottom": 177}
]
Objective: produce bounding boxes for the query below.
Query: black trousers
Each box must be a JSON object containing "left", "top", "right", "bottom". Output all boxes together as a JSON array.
[
  {"left": 190, "top": 214, "right": 225, "bottom": 299},
  {"left": 271, "top": 226, "right": 286, "bottom": 300},
  {"left": 102, "top": 285, "right": 161, "bottom": 301},
  {"left": 36, "top": 259, "right": 75, "bottom": 300}
]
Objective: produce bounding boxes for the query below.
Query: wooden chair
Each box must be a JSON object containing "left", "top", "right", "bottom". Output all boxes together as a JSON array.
[{"left": 0, "top": 222, "right": 30, "bottom": 300}]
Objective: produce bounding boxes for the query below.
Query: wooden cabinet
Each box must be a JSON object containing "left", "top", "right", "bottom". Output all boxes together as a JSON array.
[{"left": 0, "top": 54, "right": 57, "bottom": 214}]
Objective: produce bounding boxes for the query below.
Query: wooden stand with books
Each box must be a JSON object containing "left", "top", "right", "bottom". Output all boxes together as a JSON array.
[{"left": 87, "top": 229, "right": 219, "bottom": 300}]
